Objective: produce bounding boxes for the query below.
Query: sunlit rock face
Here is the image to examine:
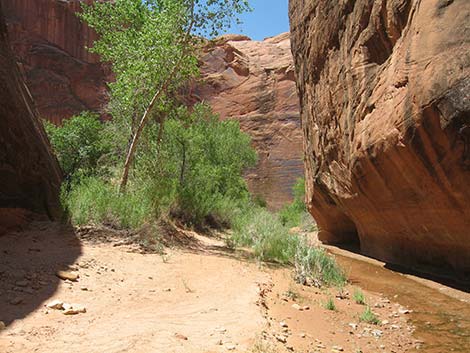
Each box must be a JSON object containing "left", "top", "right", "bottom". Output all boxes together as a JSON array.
[
  {"left": 188, "top": 33, "right": 304, "bottom": 209},
  {"left": 2, "top": 0, "right": 109, "bottom": 124},
  {"left": 0, "top": 3, "right": 62, "bottom": 234},
  {"left": 290, "top": 0, "right": 470, "bottom": 276}
]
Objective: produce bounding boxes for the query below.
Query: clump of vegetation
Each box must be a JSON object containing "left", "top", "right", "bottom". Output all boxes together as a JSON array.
[
  {"left": 324, "top": 297, "right": 336, "bottom": 311},
  {"left": 353, "top": 288, "right": 366, "bottom": 305},
  {"left": 294, "top": 237, "right": 347, "bottom": 288},
  {"left": 360, "top": 306, "right": 380, "bottom": 325},
  {"left": 44, "top": 112, "right": 110, "bottom": 184},
  {"left": 278, "top": 178, "right": 308, "bottom": 228}
]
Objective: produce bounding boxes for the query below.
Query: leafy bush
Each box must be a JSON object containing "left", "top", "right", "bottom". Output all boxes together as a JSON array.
[
  {"left": 65, "top": 176, "right": 153, "bottom": 229},
  {"left": 231, "top": 207, "right": 299, "bottom": 263},
  {"left": 136, "top": 104, "right": 257, "bottom": 227},
  {"left": 278, "top": 178, "right": 315, "bottom": 231},
  {"left": 44, "top": 112, "right": 110, "bottom": 181}
]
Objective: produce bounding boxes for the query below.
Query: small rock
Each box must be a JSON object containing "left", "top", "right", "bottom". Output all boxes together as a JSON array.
[
  {"left": 225, "top": 344, "right": 237, "bottom": 350},
  {"left": 80, "top": 286, "right": 89, "bottom": 291},
  {"left": 46, "top": 300, "right": 64, "bottom": 310},
  {"left": 286, "top": 345, "right": 294, "bottom": 351},
  {"left": 174, "top": 333, "right": 188, "bottom": 340},
  {"left": 10, "top": 297, "right": 23, "bottom": 305},
  {"left": 381, "top": 320, "right": 389, "bottom": 325},
  {"left": 275, "top": 335, "right": 287, "bottom": 343},
  {"left": 15, "top": 280, "right": 28, "bottom": 287},
  {"left": 56, "top": 271, "right": 79, "bottom": 282},
  {"left": 398, "top": 308, "right": 411, "bottom": 314},
  {"left": 390, "top": 324, "right": 400, "bottom": 330},
  {"left": 379, "top": 344, "right": 386, "bottom": 349},
  {"left": 280, "top": 321, "right": 288, "bottom": 328},
  {"left": 349, "top": 323, "right": 358, "bottom": 330},
  {"left": 331, "top": 346, "right": 344, "bottom": 352},
  {"left": 292, "top": 303, "right": 302, "bottom": 310},
  {"left": 163, "top": 288, "right": 172, "bottom": 292},
  {"left": 62, "top": 304, "right": 86, "bottom": 315},
  {"left": 214, "top": 327, "right": 227, "bottom": 334},
  {"left": 302, "top": 305, "right": 310, "bottom": 310},
  {"left": 0, "top": 321, "right": 5, "bottom": 331},
  {"left": 299, "top": 332, "right": 306, "bottom": 338},
  {"left": 372, "top": 329, "right": 383, "bottom": 337}
]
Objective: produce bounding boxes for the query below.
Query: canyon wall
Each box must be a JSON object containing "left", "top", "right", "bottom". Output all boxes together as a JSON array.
[
  {"left": 0, "top": 3, "right": 62, "bottom": 233},
  {"left": 290, "top": 0, "right": 470, "bottom": 276},
  {"left": 2, "top": 0, "right": 109, "bottom": 124},
  {"left": 188, "top": 33, "right": 303, "bottom": 208}
]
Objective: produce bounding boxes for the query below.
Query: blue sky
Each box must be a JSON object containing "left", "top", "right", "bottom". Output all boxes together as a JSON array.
[{"left": 227, "top": 0, "right": 289, "bottom": 41}]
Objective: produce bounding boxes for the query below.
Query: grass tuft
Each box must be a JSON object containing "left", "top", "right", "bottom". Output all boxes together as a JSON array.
[
  {"left": 353, "top": 288, "right": 366, "bottom": 305},
  {"left": 324, "top": 297, "right": 337, "bottom": 311},
  {"left": 360, "top": 306, "right": 380, "bottom": 325}
]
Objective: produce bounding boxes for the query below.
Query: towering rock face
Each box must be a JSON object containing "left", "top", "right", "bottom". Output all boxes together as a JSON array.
[
  {"left": 0, "top": 3, "right": 62, "bottom": 233},
  {"left": 2, "top": 0, "right": 109, "bottom": 124},
  {"left": 290, "top": 0, "right": 470, "bottom": 275},
  {"left": 189, "top": 33, "right": 303, "bottom": 208}
]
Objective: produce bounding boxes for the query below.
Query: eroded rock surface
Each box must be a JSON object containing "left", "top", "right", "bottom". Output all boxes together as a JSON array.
[
  {"left": 188, "top": 33, "right": 303, "bottom": 208},
  {"left": 2, "top": 0, "right": 109, "bottom": 124},
  {"left": 290, "top": 0, "right": 470, "bottom": 275},
  {"left": 0, "top": 3, "right": 62, "bottom": 233}
]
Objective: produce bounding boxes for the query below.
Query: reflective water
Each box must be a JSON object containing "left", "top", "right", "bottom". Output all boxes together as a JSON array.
[{"left": 335, "top": 254, "right": 470, "bottom": 352}]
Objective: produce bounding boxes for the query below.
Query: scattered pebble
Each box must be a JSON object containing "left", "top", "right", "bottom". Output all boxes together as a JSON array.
[
  {"left": 0, "top": 321, "right": 5, "bottom": 331},
  {"left": 292, "top": 303, "right": 302, "bottom": 310},
  {"left": 280, "top": 321, "right": 288, "bottom": 328},
  {"left": 62, "top": 303, "right": 87, "bottom": 315},
  {"left": 46, "top": 300, "right": 64, "bottom": 310},
  {"left": 56, "top": 271, "right": 79, "bottom": 282},
  {"left": 174, "top": 333, "right": 188, "bottom": 340}
]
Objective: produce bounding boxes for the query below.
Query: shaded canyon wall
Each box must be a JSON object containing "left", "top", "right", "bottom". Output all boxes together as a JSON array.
[
  {"left": 2, "top": 0, "right": 109, "bottom": 124},
  {"left": 289, "top": 0, "right": 470, "bottom": 275},
  {"left": 0, "top": 3, "right": 62, "bottom": 234}
]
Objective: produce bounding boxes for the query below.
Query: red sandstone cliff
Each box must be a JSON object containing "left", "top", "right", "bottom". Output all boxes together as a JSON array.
[
  {"left": 189, "top": 33, "right": 303, "bottom": 208},
  {"left": 290, "top": 0, "right": 470, "bottom": 275},
  {"left": 0, "top": 3, "right": 62, "bottom": 233},
  {"left": 2, "top": 0, "right": 109, "bottom": 124}
]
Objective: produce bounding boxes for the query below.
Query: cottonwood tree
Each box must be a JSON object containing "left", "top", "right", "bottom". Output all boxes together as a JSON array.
[{"left": 79, "top": 0, "right": 250, "bottom": 192}]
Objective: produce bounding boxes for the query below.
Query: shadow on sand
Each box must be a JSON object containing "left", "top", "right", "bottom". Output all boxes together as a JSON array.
[{"left": 0, "top": 221, "right": 82, "bottom": 325}]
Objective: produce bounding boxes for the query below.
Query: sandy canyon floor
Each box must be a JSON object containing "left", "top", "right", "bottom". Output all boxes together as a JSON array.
[{"left": 0, "top": 222, "right": 453, "bottom": 353}]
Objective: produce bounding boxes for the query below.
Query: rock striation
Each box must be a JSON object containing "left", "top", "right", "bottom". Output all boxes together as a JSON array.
[
  {"left": 188, "top": 33, "right": 303, "bottom": 208},
  {"left": 2, "top": 0, "right": 109, "bottom": 124},
  {"left": 0, "top": 3, "right": 62, "bottom": 234},
  {"left": 290, "top": 0, "right": 470, "bottom": 275}
]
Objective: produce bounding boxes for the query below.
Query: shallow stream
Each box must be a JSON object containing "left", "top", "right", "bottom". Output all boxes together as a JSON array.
[{"left": 335, "top": 253, "right": 470, "bottom": 352}]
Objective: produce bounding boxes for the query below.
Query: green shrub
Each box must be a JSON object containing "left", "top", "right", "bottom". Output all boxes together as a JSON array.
[
  {"left": 353, "top": 288, "right": 366, "bottom": 305},
  {"left": 231, "top": 207, "right": 299, "bottom": 263},
  {"left": 44, "top": 112, "right": 110, "bottom": 181},
  {"left": 136, "top": 104, "right": 257, "bottom": 227},
  {"left": 294, "top": 238, "right": 346, "bottom": 288},
  {"left": 324, "top": 297, "right": 336, "bottom": 311},
  {"left": 279, "top": 178, "right": 306, "bottom": 227},
  {"left": 65, "top": 176, "right": 152, "bottom": 229},
  {"left": 360, "top": 306, "right": 380, "bottom": 325}
]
